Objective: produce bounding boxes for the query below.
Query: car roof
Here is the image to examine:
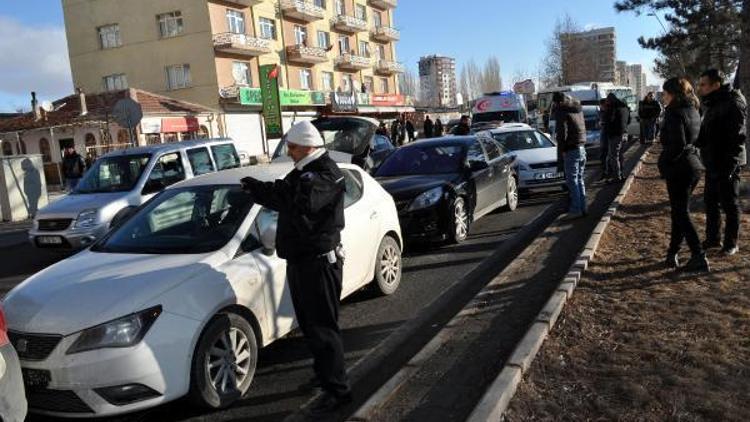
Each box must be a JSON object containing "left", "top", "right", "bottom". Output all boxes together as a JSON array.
[
  {"left": 100, "top": 138, "right": 235, "bottom": 158},
  {"left": 316, "top": 115, "right": 380, "bottom": 126},
  {"left": 483, "top": 123, "right": 536, "bottom": 134},
  {"left": 169, "top": 161, "right": 360, "bottom": 188},
  {"left": 400, "top": 136, "right": 476, "bottom": 149}
]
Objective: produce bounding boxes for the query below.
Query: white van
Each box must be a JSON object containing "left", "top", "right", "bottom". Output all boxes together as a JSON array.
[
  {"left": 472, "top": 91, "right": 529, "bottom": 127},
  {"left": 29, "top": 139, "right": 242, "bottom": 250}
]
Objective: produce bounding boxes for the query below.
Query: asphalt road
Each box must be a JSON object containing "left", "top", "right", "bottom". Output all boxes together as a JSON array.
[{"left": 3, "top": 157, "right": 596, "bottom": 421}]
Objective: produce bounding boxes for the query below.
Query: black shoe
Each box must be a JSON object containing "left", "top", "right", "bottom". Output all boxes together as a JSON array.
[
  {"left": 305, "top": 392, "right": 353, "bottom": 416},
  {"left": 298, "top": 377, "right": 322, "bottom": 392},
  {"left": 681, "top": 254, "right": 710, "bottom": 273},
  {"left": 721, "top": 246, "right": 739, "bottom": 256},
  {"left": 666, "top": 253, "right": 680, "bottom": 269},
  {"left": 702, "top": 240, "right": 723, "bottom": 250}
]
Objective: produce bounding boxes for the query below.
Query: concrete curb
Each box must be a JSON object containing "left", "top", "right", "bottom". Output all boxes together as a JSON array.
[{"left": 466, "top": 147, "right": 653, "bottom": 422}]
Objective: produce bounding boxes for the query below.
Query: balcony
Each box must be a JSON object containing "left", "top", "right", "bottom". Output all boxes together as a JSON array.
[
  {"left": 216, "top": 0, "right": 264, "bottom": 6},
  {"left": 213, "top": 33, "right": 272, "bottom": 56},
  {"left": 371, "top": 25, "right": 400, "bottom": 42},
  {"left": 335, "top": 53, "right": 372, "bottom": 71},
  {"left": 332, "top": 15, "right": 369, "bottom": 34},
  {"left": 280, "top": 0, "right": 325, "bottom": 22},
  {"left": 374, "top": 59, "right": 404, "bottom": 75},
  {"left": 286, "top": 45, "right": 328, "bottom": 64},
  {"left": 367, "top": 0, "right": 397, "bottom": 9},
  {"left": 219, "top": 84, "right": 245, "bottom": 99}
]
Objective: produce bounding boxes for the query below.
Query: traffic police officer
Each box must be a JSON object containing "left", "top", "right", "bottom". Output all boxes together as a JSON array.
[{"left": 240, "top": 121, "right": 351, "bottom": 414}]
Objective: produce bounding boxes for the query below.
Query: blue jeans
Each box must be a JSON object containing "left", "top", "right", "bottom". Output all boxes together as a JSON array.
[
  {"left": 564, "top": 146, "right": 587, "bottom": 214},
  {"left": 66, "top": 178, "right": 80, "bottom": 192}
]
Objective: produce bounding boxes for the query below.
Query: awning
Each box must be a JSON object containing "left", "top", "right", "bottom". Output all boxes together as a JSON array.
[
  {"left": 161, "top": 117, "right": 199, "bottom": 132},
  {"left": 357, "top": 106, "right": 415, "bottom": 114}
]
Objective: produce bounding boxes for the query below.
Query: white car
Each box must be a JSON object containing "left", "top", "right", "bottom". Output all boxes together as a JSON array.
[
  {"left": 3, "top": 162, "right": 403, "bottom": 418},
  {"left": 479, "top": 124, "right": 565, "bottom": 192}
]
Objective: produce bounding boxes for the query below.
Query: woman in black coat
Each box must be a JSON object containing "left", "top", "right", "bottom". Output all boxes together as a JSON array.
[{"left": 658, "top": 77, "right": 709, "bottom": 272}]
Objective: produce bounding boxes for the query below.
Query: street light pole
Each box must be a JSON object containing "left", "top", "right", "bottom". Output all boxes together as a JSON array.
[{"left": 647, "top": 12, "right": 688, "bottom": 76}]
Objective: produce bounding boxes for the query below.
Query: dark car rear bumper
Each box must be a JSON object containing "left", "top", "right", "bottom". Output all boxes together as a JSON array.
[{"left": 0, "top": 344, "right": 28, "bottom": 422}]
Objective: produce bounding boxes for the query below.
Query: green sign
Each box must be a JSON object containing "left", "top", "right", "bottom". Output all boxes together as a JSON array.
[
  {"left": 240, "top": 87, "right": 326, "bottom": 107},
  {"left": 259, "top": 64, "right": 283, "bottom": 139}
]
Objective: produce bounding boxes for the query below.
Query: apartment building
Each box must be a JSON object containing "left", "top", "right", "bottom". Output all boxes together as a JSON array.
[
  {"left": 62, "top": 0, "right": 403, "bottom": 156},
  {"left": 418, "top": 55, "right": 457, "bottom": 108},
  {"left": 561, "top": 27, "right": 616, "bottom": 85}
]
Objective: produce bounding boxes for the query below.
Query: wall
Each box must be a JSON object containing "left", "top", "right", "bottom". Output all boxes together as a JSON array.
[{"left": 0, "top": 155, "right": 48, "bottom": 222}]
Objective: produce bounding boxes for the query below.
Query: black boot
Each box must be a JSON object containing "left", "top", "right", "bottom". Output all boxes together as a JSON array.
[
  {"left": 682, "top": 254, "right": 710, "bottom": 273},
  {"left": 666, "top": 253, "right": 680, "bottom": 269}
]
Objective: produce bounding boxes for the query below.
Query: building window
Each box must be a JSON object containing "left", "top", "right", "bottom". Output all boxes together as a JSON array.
[
  {"left": 84, "top": 133, "right": 97, "bottom": 156},
  {"left": 342, "top": 74, "right": 353, "bottom": 92},
  {"left": 258, "top": 17, "right": 276, "bottom": 40},
  {"left": 363, "top": 76, "right": 374, "bottom": 93},
  {"left": 232, "top": 61, "right": 251, "bottom": 85},
  {"left": 380, "top": 77, "right": 389, "bottom": 93},
  {"left": 294, "top": 25, "right": 307, "bottom": 46},
  {"left": 300, "top": 69, "right": 313, "bottom": 90},
  {"left": 226, "top": 10, "right": 245, "bottom": 34},
  {"left": 166, "top": 64, "right": 192, "bottom": 90},
  {"left": 98, "top": 24, "right": 121, "bottom": 49},
  {"left": 2, "top": 142, "right": 13, "bottom": 156},
  {"left": 103, "top": 73, "right": 128, "bottom": 91},
  {"left": 321, "top": 71, "right": 334, "bottom": 91},
  {"left": 355, "top": 4, "right": 367, "bottom": 20},
  {"left": 358, "top": 41, "right": 369, "bottom": 57},
  {"left": 314, "top": 0, "right": 326, "bottom": 8},
  {"left": 373, "top": 12, "right": 382, "bottom": 27},
  {"left": 378, "top": 45, "right": 386, "bottom": 60},
  {"left": 317, "top": 30, "right": 330, "bottom": 49},
  {"left": 338, "top": 35, "right": 350, "bottom": 55},
  {"left": 146, "top": 134, "right": 162, "bottom": 145},
  {"left": 335, "top": 0, "right": 345, "bottom": 15},
  {"left": 157, "top": 11, "right": 183, "bottom": 38}
]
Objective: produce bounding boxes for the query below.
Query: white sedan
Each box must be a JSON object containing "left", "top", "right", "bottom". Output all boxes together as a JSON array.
[{"left": 3, "top": 162, "right": 403, "bottom": 418}]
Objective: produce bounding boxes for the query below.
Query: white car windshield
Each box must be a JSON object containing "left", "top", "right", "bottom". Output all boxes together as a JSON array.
[
  {"left": 492, "top": 131, "right": 554, "bottom": 151},
  {"left": 74, "top": 154, "right": 151, "bottom": 194},
  {"left": 93, "top": 185, "right": 254, "bottom": 254}
]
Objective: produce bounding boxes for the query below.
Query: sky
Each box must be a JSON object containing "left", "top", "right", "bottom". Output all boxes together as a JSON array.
[{"left": 0, "top": 0, "right": 665, "bottom": 112}]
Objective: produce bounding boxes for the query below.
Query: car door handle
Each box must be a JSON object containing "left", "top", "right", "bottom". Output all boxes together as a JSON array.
[{"left": 370, "top": 211, "right": 378, "bottom": 220}]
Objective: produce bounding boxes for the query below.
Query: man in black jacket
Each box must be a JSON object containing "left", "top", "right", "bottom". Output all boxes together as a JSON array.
[
  {"left": 452, "top": 115, "right": 471, "bottom": 135},
  {"left": 241, "top": 121, "right": 351, "bottom": 414},
  {"left": 697, "top": 69, "right": 748, "bottom": 256},
  {"left": 604, "top": 93, "right": 630, "bottom": 182},
  {"left": 639, "top": 92, "right": 662, "bottom": 144},
  {"left": 553, "top": 92, "right": 588, "bottom": 219},
  {"left": 423, "top": 115, "right": 434, "bottom": 139},
  {"left": 62, "top": 146, "right": 86, "bottom": 191}
]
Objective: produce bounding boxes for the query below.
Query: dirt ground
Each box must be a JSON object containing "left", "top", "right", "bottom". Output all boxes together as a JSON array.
[{"left": 506, "top": 151, "right": 750, "bottom": 422}]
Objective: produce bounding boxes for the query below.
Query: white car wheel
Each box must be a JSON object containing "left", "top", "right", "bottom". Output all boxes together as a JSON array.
[
  {"left": 190, "top": 313, "right": 257, "bottom": 409},
  {"left": 374, "top": 236, "right": 402, "bottom": 295},
  {"left": 449, "top": 197, "right": 469, "bottom": 244},
  {"left": 505, "top": 176, "right": 519, "bottom": 211}
]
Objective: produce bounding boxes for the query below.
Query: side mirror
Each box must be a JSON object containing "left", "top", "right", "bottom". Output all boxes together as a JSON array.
[
  {"left": 142, "top": 179, "right": 165, "bottom": 195},
  {"left": 257, "top": 211, "right": 278, "bottom": 256},
  {"left": 109, "top": 206, "right": 138, "bottom": 229}
]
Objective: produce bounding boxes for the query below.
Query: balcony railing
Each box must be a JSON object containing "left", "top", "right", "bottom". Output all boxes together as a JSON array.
[
  {"left": 280, "top": 0, "right": 325, "bottom": 22},
  {"left": 286, "top": 45, "right": 328, "bottom": 64},
  {"left": 332, "top": 15, "right": 369, "bottom": 33},
  {"left": 367, "top": 0, "right": 397, "bottom": 9},
  {"left": 335, "top": 53, "right": 372, "bottom": 70},
  {"left": 375, "top": 59, "right": 404, "bottom": 75},
  {"left": 371, "top": 25, "right": 400, "bottom": 42},
  {"left": 213, "top": 33, "right": 272, "bottom": 56},
  {"left": 216, "top": 0, "right": 264, "bottom": 6},
  {"left": 219, "top": 84, "right": 248, "bottom": 99}
]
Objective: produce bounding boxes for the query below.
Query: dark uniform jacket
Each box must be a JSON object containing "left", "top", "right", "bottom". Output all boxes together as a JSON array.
[
  {"left": 243, "top": 152, "right": 345, "bottom": 261},
  {"left": 696, "top": 85, "right": 748, "bottom": 173},
  {"left": 605, "top": 96, "right": 631, "bottom": 138},
  {"left": 638, "top": 100, "right": 662, "bottom": 120},
  {"left": 62, "top": 152, "right": 85, "bottom": 179},
  {"left": 658, "top": 101, "right": 703, "bottom": 179}
]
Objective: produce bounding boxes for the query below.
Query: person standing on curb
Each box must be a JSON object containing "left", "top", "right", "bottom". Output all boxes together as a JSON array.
[
  {"left": 62, "top": 145, "right": 85, "bottom": 192},
  {"left": 240, "top": 121, "right": 352, "bottom": 415},
  {"left": 552, "top": 92, "right": 588, "bottom": 219},
  {"left": 423, "top": 115, "right": 434, "bottom": 139},
  {"left": 639, "top": 92, "right": 662, "bottom": 144},
  {"left": 604, "top": 93, "right": 630, "bottom": 183},
  {"left": 658, "top": 77, "right": 710, "bottom": 273},
  {"left": 405, "top": 117, "right": 416, "bottom": 143},
  {"left": 435, "top": 118, "right": 444, "bottom": 137},
  {"left": 696, "top": 69, "right": 747, "bottom": 256}
]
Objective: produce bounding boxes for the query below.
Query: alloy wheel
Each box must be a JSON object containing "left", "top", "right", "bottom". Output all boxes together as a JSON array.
[
  {"left": 206, "top": 327, "right": 253, "bottom": 395},
  {"left": 454, "top": 199, "right": 468, "bottom": 241},
  {"left": 507, "top": 177, "right": 519, "bottom": 210},
  {"left": 380, "top": 242, "right": 401, "bottom": 287}
]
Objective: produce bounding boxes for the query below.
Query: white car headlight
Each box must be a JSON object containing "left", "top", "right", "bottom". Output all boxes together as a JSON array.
[
  {"left": 74, "top": 209, "right": 99, "bottom": 229},
  {"left": 66, "top": 306, "right": 162, "bottom": 354},
  {"left": 408, "top": 187, "right": 444, "bottom": 212}
]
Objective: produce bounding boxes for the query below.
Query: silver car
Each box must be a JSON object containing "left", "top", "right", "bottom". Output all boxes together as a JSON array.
[
  {"left": 1, "top": 304, "right": 27, "bottom": 422},
  {"left": 479, "top": 124, "right": 565, "bottom": 192},
  {"left": 30, "top": 139, "right": 242, "bottom": 250}
]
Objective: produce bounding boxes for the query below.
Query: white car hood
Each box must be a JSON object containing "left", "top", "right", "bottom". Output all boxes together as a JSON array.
[
  {"left": 511, "top": 147, "right": 558, "bottom": 165},
  {"left": 3, "top": 250, "right": 217, "bottom": 335}
]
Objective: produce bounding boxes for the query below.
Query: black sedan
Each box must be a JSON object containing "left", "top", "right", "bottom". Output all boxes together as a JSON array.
[{"left": 374, "top": 136, "right": 518, "bottom": 244}]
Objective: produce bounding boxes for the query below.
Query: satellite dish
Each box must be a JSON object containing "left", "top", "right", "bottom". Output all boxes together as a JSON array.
[
  {"left": 40, "top": 101, "right": 54, "bottom": 112},
  {"left": 112, "top": 98, "right": 143, "bottom": 129}
]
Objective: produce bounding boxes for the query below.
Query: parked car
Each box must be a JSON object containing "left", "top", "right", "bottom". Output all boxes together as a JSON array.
[
  {"left": 1, "top": 304, "right": 27, "bottom": 422},
  {"left": 29, "top": 139, "right": 243, "bottom": 250},
  {"left": 272, "top": 116, "right": 396, "bottom": 171},
  {"left": 374, "top": 136, "right": 518, "bottom": 244},
  {"left": 4, "top": 161, "right": 402, "bottom": 418},
  {"left": 479, "top": 123, "right": 565, "bottom": 193},
  {"left": 548, "top": 106, "right": 602, "bottom": 151}
]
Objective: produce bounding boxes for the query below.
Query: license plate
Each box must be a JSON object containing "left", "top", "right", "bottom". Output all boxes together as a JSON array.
[
  {"left": 37, "top": 236, "right": 63, "bottom": 245},
  {"left": 22, "top": 368, "right": 51, "bottom": 389},
  {"left": 535, "top": 172, "right": 563, "bottom": 180}
]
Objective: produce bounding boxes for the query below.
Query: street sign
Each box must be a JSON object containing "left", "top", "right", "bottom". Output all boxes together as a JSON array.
[
  {"left": 112, "top": 98, "right": 143, "bottom": 129},
  {"left": 259, "top": 64, "right": 283, "bottom": 139}
]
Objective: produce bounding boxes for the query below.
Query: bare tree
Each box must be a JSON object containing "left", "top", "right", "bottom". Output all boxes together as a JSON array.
[
  {"left": 460, "top": 59, "right": 483, "bottom": 102},
  {"left": 540, "top": 13, "right": 580, "bottom": 88},
  {"left": 480, "top": 56, "right": 503, "bottom": 93},
  {"left": 399, "top": 70, "right": 419, "bottom": 102}
]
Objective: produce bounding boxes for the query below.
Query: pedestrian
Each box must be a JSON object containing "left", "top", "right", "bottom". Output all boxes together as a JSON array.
[
  {"left": 452, "top": 115, "right": 471, "bottom": 135},
  {"left": 552, "top": 92, "right": 588, "bottom": 219},
  {"left": 435, "top": 118, "right": 444, "bottom": 137},
  {"left": 598, "top": 98, "right": 610, "bottom": 178},
  {"left": 658, "top": 77, "right": 710, "bottom": 272},
  {"left": 62, "top": 145, "right": 85, "bottom": 191},
  {"left": 405, "top": 118, "right": 415, "bottom": 143},
  {"left": 376, "top": 121, "right": 389, "bottom": 137},
  {"left": 639, "top": 92, "right": 662, "bottom": 144},
  {"left": 696, "top": 68, "right": 748, "bottom": 256},
  {"left": 240, "top": 121, "right": 352, "bottom": 415},
  {"left": 423, "top": 115, "right": 434, "bottom": 139},
  {"left": 604, "top": 93, "right": 630, "bottom": 182},
  {"left": 390, "top": 119, "right": 402, "bottom": 146}
]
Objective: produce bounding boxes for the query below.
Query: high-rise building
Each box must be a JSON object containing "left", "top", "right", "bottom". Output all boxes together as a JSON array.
[
  {"left": 418, "top": 55, "right": 457, "bottom": 108},
  {"left": 560, "top": 27, "right": 616, "bottom": 84},
  {"left": 628, "top": 64, "right": 646, "bottom": 99},
  {"left": 62, "top": 0, "right": 404, "bottom": 156},
  {"left": 615, "top": 60, "right": 628, "bottom": 86}
]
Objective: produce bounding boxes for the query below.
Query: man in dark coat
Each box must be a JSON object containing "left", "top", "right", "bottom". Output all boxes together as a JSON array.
[
  {"left": 696, "top": 68, "right": 748, "bottom": 255},
  {"left": 62, "top": 146, "right": 86, "bottom": 191},
  {"left": 452, "top": 115, "right": 471, "bottom": 135},
  {"left": 604, "top": 93, "right": 630, "bottom": 182},
  {"left": 434, "top": 118, "right": 444, "bottom": 137},
  {"left": 553, "top": 92, "right": 588, "bottom": 219},
  {"left": 405, "top": 118, "right": 415, "bottom": 142},
  {"left": 240, "top": 121, "right": 351, "bottom": 414},
  {"left": 638, "top": 92, "right": 662, "bottom": 144},
  {"left": 423, "top": 115, "right": 434, "bottom": 139}
]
